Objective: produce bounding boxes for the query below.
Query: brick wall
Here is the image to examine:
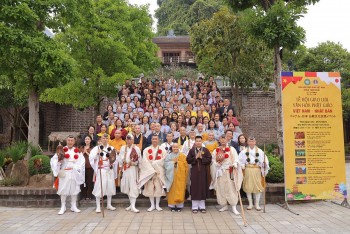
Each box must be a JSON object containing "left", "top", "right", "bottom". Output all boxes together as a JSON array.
[{"left": 220, "top": 87, "right": 277, "bottom": 144}]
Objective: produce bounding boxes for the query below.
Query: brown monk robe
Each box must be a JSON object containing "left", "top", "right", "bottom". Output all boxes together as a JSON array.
[{"left": 186, "top": 136, "right": 212, "bottom": 213}]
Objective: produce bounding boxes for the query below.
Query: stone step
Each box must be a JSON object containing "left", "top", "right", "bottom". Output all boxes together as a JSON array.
[{"left": 0, "top": 183, "right": 285, "bottom": 208}]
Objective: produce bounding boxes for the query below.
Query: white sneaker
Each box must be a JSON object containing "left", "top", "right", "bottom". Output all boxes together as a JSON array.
[
  {"left": 232, "top": 206, "right": 240, "bottom": 215},
  {"left": 131, "top": 207, "right": 140, "bottom": 213},
  {"left": 219, "top": 206, "right": 228, "bottom": 212},
  {"left": 147, "top": 206, "right": 155, "bottom": 212},
  {"left": 107, "top": 206, "right": 116, "bottom": 211},
  {"left": 156, "top": 206, "right": 163, "bottom": 211},
  {"left": 255, "top": 205, "right": 262, "bottom": 211},
  {"left": 58, "top": 207, "right": 66, "bottom": 215},
  {"left": 125, "top": 205, "right": 131, "bottom": 211},
  {"left": 71, "top": 206, "right": 81, "bottom": 213},
  {"left": 96, "top": 207, "right": 101, "bottom": 213}
]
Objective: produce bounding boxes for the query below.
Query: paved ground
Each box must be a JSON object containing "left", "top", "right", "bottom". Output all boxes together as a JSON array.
[{"left": 0, "top": 163, "right": 349, "bottom": 234}]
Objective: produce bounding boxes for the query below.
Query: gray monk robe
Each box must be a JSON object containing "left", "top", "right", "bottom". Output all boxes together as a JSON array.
[{"left": 186, "top": 147, "right": 212, "bottom": 200}]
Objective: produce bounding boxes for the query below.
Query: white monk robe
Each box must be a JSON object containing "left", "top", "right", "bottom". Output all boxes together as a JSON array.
[
  {"left": 89, "top": 144, "right": 118, "bottom": 197},
  {"left": 51, "top": 147, "right": 85, "bottom": 196},
  {"left": 118, "top": 144, "right": 142, "bottom": 198},
  {"left": 138, "top": 145, "right": 166, "bottom": 197},
  {"left": 210, "top": 146, "right": 243, "bottom": 208}
]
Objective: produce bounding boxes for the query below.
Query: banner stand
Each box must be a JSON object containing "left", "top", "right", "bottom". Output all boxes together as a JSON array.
[
  {"left": 277, "top": 200, "right": 299, "bottom": 215},
  {"left": 331, "top": 198, "right": 350, "bottom": 209}
]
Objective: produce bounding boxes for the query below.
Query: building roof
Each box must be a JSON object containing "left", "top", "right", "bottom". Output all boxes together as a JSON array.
[{"left": 152, "top": 36, "right": 190, "bottom": 44}]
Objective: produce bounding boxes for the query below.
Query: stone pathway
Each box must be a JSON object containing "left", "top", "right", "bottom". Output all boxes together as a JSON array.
[
  {"left": 0, "top": 163, "right": 348, "bottom": 234},
  {"left": 0, "top": 201, "right": 350, "bottom": 234}
]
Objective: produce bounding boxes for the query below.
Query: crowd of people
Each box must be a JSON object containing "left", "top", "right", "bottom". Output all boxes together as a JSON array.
[{"left": 50, "top": 76, "right": 270, "bottom": 216}]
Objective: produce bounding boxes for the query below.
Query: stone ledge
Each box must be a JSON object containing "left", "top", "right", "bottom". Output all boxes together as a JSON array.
[{"left": 0, "top": 183, "right": 285, "bottom": 207}]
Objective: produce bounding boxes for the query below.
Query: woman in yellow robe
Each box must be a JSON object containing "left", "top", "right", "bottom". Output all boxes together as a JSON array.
[{"left": 164, "top": 143, "right": 188, "bottom": 212}]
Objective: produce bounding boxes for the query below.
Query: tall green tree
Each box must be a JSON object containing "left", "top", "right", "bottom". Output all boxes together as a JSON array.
[
  {"left": 155, "top": 0, "right": 222, "bottom": 35},
  {"left": 0, "top": 1, "right": 78, "bottom": 147},
  {"left": 225, "top": 0, "right": 319, "bottom": 155},
  {"left": 295, "top": 41, "right": 350, "bottom": 121},
  {"left": 41, "top": 0, "right": 159, "bottom": 112},
  {"left": 191, "top": 8, "right": 273, "bottom": 118}
]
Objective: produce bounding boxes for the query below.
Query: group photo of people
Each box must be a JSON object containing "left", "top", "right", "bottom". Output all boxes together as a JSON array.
[{"left": 50, "top": 76, "right": 270, "bottom": 216}]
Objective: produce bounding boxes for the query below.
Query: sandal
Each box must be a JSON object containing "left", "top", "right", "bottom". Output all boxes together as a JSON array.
[
  {"left": 192, "top": 209, "right": 198, "bottom": 214},
  {"left": 200, "top": 209, "right": 206, "bottom": 213}
]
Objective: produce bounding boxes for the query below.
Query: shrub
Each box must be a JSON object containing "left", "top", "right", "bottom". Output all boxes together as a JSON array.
[
  {"left": 266, "top": 154, "right": 284, "bottom": 183},
  {"left": 0, "top": 177, "right": 22, "bottom": 186},
  {"left": 28, "top": 155, "right": 51, "bottom": 176},
  {"left": 28, "top": 143, "right": 42, "bottom": 158},
  {"left": 0, "top": 150, "right": 5, "bottom": 167},
  {"left": 5, "top": 141, "right": 27, "bottom": 163}
]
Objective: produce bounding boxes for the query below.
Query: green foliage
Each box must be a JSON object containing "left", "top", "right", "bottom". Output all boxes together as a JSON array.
[
  {"left": 0, "top": 177, "right": 22, "bottom": 187},
  {"left": 28, "top": 155, "right": 51, "bottom": 176},
  {"left": 250, "top": 1, "right": 306, "bottom": 51},
  {"left": 4, "top": 141, "right": 28, "bottom": 164},
  {"left": 293, "top": 41, "right": 350, "bottom": 120},
  {"left": 0, "top": 141, "right": 42, "bottom": 163},
  {"left": 156, "top": 0, "right": 222, "bottom": 35},
  {"left": 190, "top": 8, "right": 273, "bottom": 116},
  {"left": 0, "top": 150, "right": 5, "bottom": 167},
  {"left": 266, "top": 154, "right": 284, "bottom": 183},
  {"left": 0, "top": 0, "right": 77, "bottom": 98},
  {"left": 41, "top": 0, "right": 159, "bottom": 110}
]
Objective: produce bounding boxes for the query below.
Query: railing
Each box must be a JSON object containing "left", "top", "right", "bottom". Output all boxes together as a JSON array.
[{"left": 160, "top": 56, "right": 196, "bottom": 64}]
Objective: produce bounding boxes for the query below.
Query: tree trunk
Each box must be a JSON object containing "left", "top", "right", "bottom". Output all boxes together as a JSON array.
[
  {"left": 28, "top": 89, "right": 40, "bottom": 149},
  {"left": 274, "top": 45, "right": 283, "bottom": 157}
]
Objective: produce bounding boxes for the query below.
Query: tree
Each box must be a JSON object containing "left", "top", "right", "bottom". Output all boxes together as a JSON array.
[
  {"left": 225, "top": 0, "right": 319, "bottom": 156},
  {"left": 190, "top": 8, "right": 273, "bottom": 118},
  {"left": 295, "top": 41, "right": 350, "bottom": 121},
  {"left": 155, "top": 0, "right": 222, "bottom": 35},
  {"left": 41, "top": 0, "right": 159, "bottom": 112},
  {"left": 0, "top": 1, "right": 78, "bottom": 147}
]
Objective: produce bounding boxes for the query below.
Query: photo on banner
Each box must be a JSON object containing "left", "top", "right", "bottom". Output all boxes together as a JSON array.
[{"left": 281, "top": 72, "right": 347, "bottom": 201}]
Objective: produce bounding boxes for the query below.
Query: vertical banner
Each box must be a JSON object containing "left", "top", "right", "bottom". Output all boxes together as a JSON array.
[{"left": 281, "top": 72, "right": 347, "bottom": 201}]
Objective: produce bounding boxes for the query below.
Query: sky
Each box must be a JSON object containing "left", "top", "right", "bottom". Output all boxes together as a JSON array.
[{"left": 128, "top": 0, "right": 350, "bottom": 51}]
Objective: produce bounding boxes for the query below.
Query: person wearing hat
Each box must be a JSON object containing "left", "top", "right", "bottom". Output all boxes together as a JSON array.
[
  {"left": 210, "top": 135, "right": 243, "bottom": 215},
  {"left": 186, "top": 135, "right": 212, "bottom": 213},
  {"left": 118, "top": 134, "right": 142, "bottom": 213},
  {"left": 238, "top": 137, "right": 270, "bottom": 211},
  {"left": 89, "top": 133, "right": 118, "bottom": 213},
  {"left": 138, "top": 135, "right": 167, "bottom": 212}
]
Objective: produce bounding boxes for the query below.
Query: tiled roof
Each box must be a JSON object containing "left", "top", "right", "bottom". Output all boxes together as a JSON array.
[{"left": 152, "top": 36, "right": 190, "bottom": 44}]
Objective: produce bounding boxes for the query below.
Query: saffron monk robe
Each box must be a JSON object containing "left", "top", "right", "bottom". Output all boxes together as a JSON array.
[
  {"left": 108, "top": 129, "right": 126, "bottom": 188},
  {"left": 238, "top": 136, "right": 269, "bottom": 211},
  {"left": 138, "top": 135, "right": 167, "bottom": 212},
  {"left": 89, "top": 133, "right": 118, "bottom": 213},
  {"left": 210, "top": 135, "right": 243, "bottom": 215},
  {"left": 118, "top": 134, "right": 142, "bottom": 213},
  {"left": 50, "top": 135, "right": 85, "bottom": 215},
  {"left": 164, "top": 143, "right": 188, "bottom": 212},
  {"left": 186, "top": 135, "right": 212, "bottom": 214}
]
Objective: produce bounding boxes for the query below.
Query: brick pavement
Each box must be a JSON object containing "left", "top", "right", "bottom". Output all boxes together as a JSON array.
[{"left": 0, "top": 163, "right": 349, "bottom": 234}]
